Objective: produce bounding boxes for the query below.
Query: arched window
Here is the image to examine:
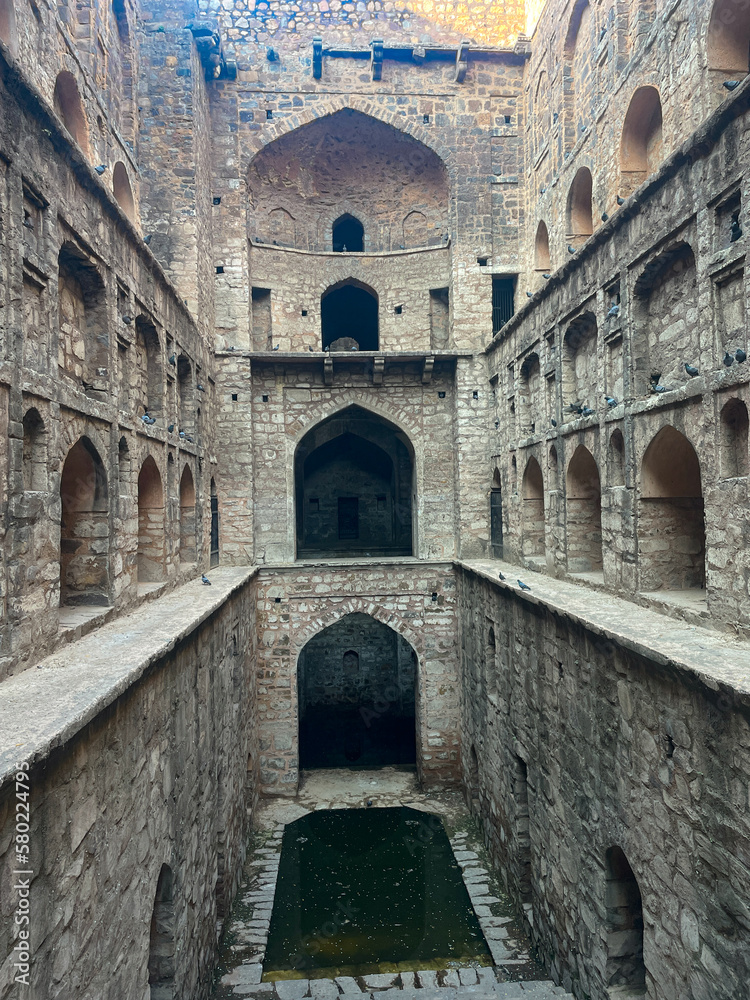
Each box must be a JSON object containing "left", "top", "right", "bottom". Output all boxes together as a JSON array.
[
  {"left": 562, "top": 312, "right": 597, "bottom": 413},
  {"left": 605, "top": 847, "right": 646, "bottom": 991},
  {"left": 720, "top": 399, "right": 749, "bottom": 477},
  {"left": 266, "top": 207, "right": 295, "bottom": 246},
  {"left": 403, "top": 210, "right": 429, "bottom": 248},
  {"left": 137, "top": 456, "right": 165, "bottom": 584},
  {"left": 118, "top": 435, "right": 130, "bottom": 494},
  {"left": 23, "top": 408, "right": 47, "bottom": 491},
  {"left": 620, "top": 86, "right": 663, "bottom": 197},
  {"left": 490, "top": 468, "right": 503, "bottom": 558},
  {"left": 60, "top": 437, "right": 109, "bottom": 606},
  {"left": 176, "top": 355, "right": 193, "bottom": 435},
  {"left": 0, "top": 0, "right": 19, "bottom": 54},
  {"left": 534, "top": 221, "right": 551, "bottom": 271},
  {"left": 113, "top": 162, "right": 135, "bottom": 221},
  {"left": 332, "top": 214, "right": 364, "bottom": 253},
  {"left": 321, "top": 281, "right": 378, "bottom": 351},
  {"left": 549, "top": 445, "right": 559, "bottom": 476},
  {"left": 639, "top": 426, "right": 705, "bottom": 591},
  {"left": 708, "top": 0, "right": 750, "bottom": 75},
  {"left": 522, "top": 456, "right": 545, "bottom": 558},
  {"left": 519, "top": 353, "right": 541, "bottom": 436},
  {"left": 566, "top": 445, "right": 603, "bottom": 573},
  {"left": 148, "top": 865, "right": 175, "bottom": 1000},
  {"left": 53, "top": 71, "right": 90, "bottom": 157},
  {"left": 179, "top": 465, "right": 197, "bottom": 563},
  {"left": 609, "top": 429, "right": 626, "bottom": 487},
  {"left": 567, "top": 167, "right": 594, "bottom": 243}
]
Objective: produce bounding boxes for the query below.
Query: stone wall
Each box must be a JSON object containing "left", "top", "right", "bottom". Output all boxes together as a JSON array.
[
  {"left": 456, "top": 562, "right": 750, "bottom": 1000},
  {"left": 0, "top": 569, "right": 258, "bottom": 1000},
  {"left": 254, "top": 561, "right": 460, "bottom": 793}
]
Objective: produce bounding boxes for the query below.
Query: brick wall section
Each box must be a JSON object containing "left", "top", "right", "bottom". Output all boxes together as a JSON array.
[
  {"left": 254, "top": 562, "right": 460, "bottom": 794},
  {"left": 456, "top": 562, "right": 750, "bottom": 1000}
]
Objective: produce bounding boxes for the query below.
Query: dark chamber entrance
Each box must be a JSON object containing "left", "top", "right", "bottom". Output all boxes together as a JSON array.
[
  {"left": 263, "top": 807, "right": 491, "bottom": 979},
  {"left": 322, "top": 282, "right": 378, "bottom": 351},
  {"left": 295, "top": 405, "right": 414, "bottom": 559},
  {"left": 298, "top": 614, "right": 417, "bottom": 770}
]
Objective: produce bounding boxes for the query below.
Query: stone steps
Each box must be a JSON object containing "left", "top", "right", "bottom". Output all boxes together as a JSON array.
[{"left": 221, "top": 966, "right": 573, "bottom": 999}]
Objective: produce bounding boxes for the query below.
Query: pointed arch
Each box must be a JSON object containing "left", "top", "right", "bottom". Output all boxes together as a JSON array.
[
  {"left": 321, "top": 279, "right": 379, "bottom": 351},
  {"left": 53, "top": 72, "right": 90, "bottom": 157},
  {"left": 60, "top": 437, "right": 109, "bottom": 606},
  {"left": 605, "top": 847, "right": 646, "bottom": 990},
  {"left": 567, "top": 167, "right": 594, "bottom": 241},
  {"left": 148, "top": 864, "right": 175, "bottom": 999},
  {"left": 639, "top": 426, "right": 705, "bottom": 591},
  {"left": 23, "top": 408, "right": 47, "bottom": 492},
  {"left": 522, "top": 456, "right": 545, "bottom": 558},
  {"left": 620, "top": 86, "right": 663, "bottom": 197},
  {"left": 720, "top": 399, "right": 749, "bottom": 478},
  {"left": 332, "top": 213, "right": 364, "bottom": 252},
  {"left": 113, "top": 162, "right": 136, "bottom": 222},
  {"left": 137, "top": 456, "right": 165, "bottom": 583},
  {"left": 534, "top": 221, "right": 551, "bottom": 271},
  {"left": 707, "top": 0, "right": 750, "bottom": 74},
  {"left": 566, "top": 445, "right": 602, "bottom": 572},
  {"left": 179, "top": 465, "right": 197, "bottom": 563}
]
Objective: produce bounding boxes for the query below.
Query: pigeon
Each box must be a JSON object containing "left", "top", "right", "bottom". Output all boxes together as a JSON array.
[
  {"left": 551, "top": 417, "right": 557, "bottom": 427},
  {"left": 580, "top": 123, "right": 587, "bottom": 133},
  {"left": 494, "top": 419, "right": 500, "bottom": 428},
  {"left": 599, "top": 26, "right": 606, "bottom": 40},
  {"left": 168, "top": 353, "right": 176, "bottom": 366},
  {"left": 684, "top": 363, "right": 700, "bottom": 377},
  {"left": 651, "top": 384, "right": 669, "bottom": 394},
  {"left": 553, "top": 112, "right": 559, "bottom": 123},
  {"left": 366, "top": 799, "right": 373, "bottom": 807},
  {"left": 607, "top": 304, "right": 620, "bottom": 318},
  {"left": 601, "top": 212, "right": 609, "bottom": 222},
  {"left": 179, "top": 430, "right": 186, "bottom": 439},
  {"left": 723, "top": 80, "right": 741, "bottom": 91},
  {"left": 617, "top": 195, "right": 625, "bottom": 206},
  {"left": 167, "top": 424, "right": 175, "bottom": 433},
  {"left": 272, "top": 344, "right": 280, "bottom": 351},
  {"left": 526, "top": 291, "right": 533, "bottom": 298},
  {"left": 566, "top": 401, "right": 583, "bottom": 414},
  {"left": 540, "top": 185, "right": 547, "bottom": 194},
  {"left": 122, "top": 314, "right": 133, "bottom": 324},
  {"left": 542, "top": 273, "right": 551, "bottom": 279},
  {"left": 730, "top": 218, "right": 742, "bottom": 241},
  {"left": 498, "top": 571, "right": 505, "bottom": 581},
  {"left": 518, "top": 579, "right": 531, "bottom": 591},
  {"left": 736, "top": 348, "right": 747, "bottom": 363},
  {"left": 582, "top": 406, "right": 596, "bottom": 417},
  {"left": 140, "top": 413, "right": 151, "bottom": 423},
  {"left": 197, "top": 383, "right": 205, "bottom": 392},
  {"left": 186, "top": 434, "right": 194, "bottom": 443},
  {"left": 267, "top": 47, "right": 279, "bottom": 61},
  {"left": 201, "top": 574, "right": 211, "bottom": 585},
  {"left": 22, "top": 216, "right": 35, "bottom": 229},
  {"left": 568, "top": 245, "right": 577, "bottom": 254},
  {"left": 308, "top": 346, "right": 314, "bottom": 352},
  {"left": 350, "top": 346, "right": 357, "bottom": 352},
  {"left": 605, "top": 395, "right": 618, "bottom": 407},
  {"left": 143, "top": 234, "right": 153, "bottom": 245},
  {"left": 723, "top": 351, "right": 735, "bottom": 367},
  {"left": 94, "top": 164, "right": 107, "bottom": 175}
]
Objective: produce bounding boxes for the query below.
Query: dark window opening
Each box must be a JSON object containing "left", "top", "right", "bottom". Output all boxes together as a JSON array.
[
  {"left": 210, "top": 479, "right": 219, "bottom": 567},
  {"left": 490, "top": 487, "right": 504, "bottom": 558},
  {"left": 338, "top": 497, "right": 359, "bottom": 539},
  {"left": 321, "top": 282, "right": 379, "bottom": 351},
  {"left": 332, "top": 214, "right": 364, "bottom": 253},
  {"left": 492, "top": 276, "right": 516, "bottom": 333}
]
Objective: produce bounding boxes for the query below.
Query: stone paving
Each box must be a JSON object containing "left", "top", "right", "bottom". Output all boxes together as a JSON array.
[{"left": 212, "top": 770, "right": 574, "bottom": 1000}]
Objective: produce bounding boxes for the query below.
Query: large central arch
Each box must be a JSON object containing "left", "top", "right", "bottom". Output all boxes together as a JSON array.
[
  {"left": 297, "top": 613, "right": 418, "bottom": 770},
  {"left": 294, "top": 405, "right": 415, "bottom": 559}
]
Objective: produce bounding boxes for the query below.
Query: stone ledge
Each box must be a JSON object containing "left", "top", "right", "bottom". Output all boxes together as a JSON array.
[
  {"left": 459, "top": 559, "right": 750, "bottom": 704},
  {"left": 0, "top": 566, "right": 257, "bottom": 789}
]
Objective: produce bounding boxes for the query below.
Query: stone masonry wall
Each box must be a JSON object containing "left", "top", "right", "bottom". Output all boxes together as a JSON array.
[
  {"left": 457, "top": 563, "right": 750, "bottom": 1000},
  {"left": 254, "top": 562, "right": 460, "bottom": 794},
  {"left": 0, "top": 570, "right": 258, "bottom": 1000}
]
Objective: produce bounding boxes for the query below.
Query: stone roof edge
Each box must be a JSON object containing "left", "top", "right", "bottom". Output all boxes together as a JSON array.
[{"left": 0, "top": 567, "right": 258, "bottom": 791}]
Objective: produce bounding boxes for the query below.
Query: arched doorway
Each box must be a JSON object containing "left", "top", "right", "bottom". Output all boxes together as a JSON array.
[
  {"left": 59, "top": 437, "right": 109, "bottom": 606},
  {"left": 148, "top": 864, "right": 175, "bottom": 1000},
  {"left": 639, "top": 426, "right": 705, "bottom": 591},
  {"left": 321, "top": 281, "right": 379, "bottom": 351},
  {"left": 522, "top": 456, "right": 545, "bottom": 559},
  {"left": 605, "top": 847, "right": 646, "bottom": 991},
  {"left": 620, "top": 86, "right": 663, "bottom": 198},
  {"left": 179, "top": 465, "right": 196, "bottom": 563},
  {"left": 137, "top": 456, "right": 165, "bottom": 583},
  {"left": 298, "top": 613, "right": 417, "bottom": 770},
  {"left": 295, "top": 405, "right": 414, "bottom": 558},
  {"left": 332, "top": 213, "right": 364, "bottom": 252},
  {"left": 566, "top": 444, "right": 603, "bottom": 573}
]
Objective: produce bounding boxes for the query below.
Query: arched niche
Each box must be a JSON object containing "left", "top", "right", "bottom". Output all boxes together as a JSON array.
[
  {"left": 609, "top": 428, "right": 626, "bottom": 487},
  {"left": 519, "top": 352, "right": 541, "bottom": 436},
  {"left": 522, "top": 456, "right": 545, "bottom": 558},
  {"left": 534, "top": 220, "right": 551, "bottom": 271},
  {"left": 210, "top": 477, "right": 219, "bottom": 567},
  {"left": 720, "top": 399, "right": 749, "bottom": 478},
  {"left": 60, "top": 437, "right": 109, "bottom": 606},
  {"left": 563, "top": 0, "right": 592, "bottom": 148},
  {"left": 113, "top": 162, "right": 136, "bottom": 221},
  {"left": 639, "top": 426, "right": 705, "bottom": 591},
  {"left": 295, "top": 405, "right": 414, "bottom": 559},
  {"left": 567, "top": 167, "right": 594, "bottom": 242},
  {"left": 297, "top": 612, "right": 417, "bottom": 769},
  {"left": 53, "top": 71, "right": 90, "bottom": 157},
  {"left": 137, "top": 456, "right": 165, "bottom": 583},
  {"left": 58, "top": 242, "right": 108, "bottom": 393},
  {"left": 23, "top": 408, "right": 47, "bottom": 492},
  {"left": 321, "top": 281, "right": 378, "bottom": 351},
  {"left": 490, "top": 467, "right": 503, "bottom": 558},
  {"left": 708, "top": 0, "right": 750, "bottom": 74},
  {"left": 247, "top": 108, "right": 449, "bottom": 253},
  {"left": 605, "top": 847, "right": 646, "bottom": 991},
  {"left": 562, "top": 312, "right": 597, "bottom": 412},
  {"left": 566, "top": 445, "right": 603, "bottom": 573},
  {"left": 620, "top": 86, "right": 663, "bottom": 197},
  {"left": 332, "top": 213, "right": 364, "bottom": 252},
  {"left": 179, "top": 465, "right": 197, "bottom": 563},
  {"left": 135, "top": 316, "right": 163, "bottom": 417},
  {"left": 148, "top": 864, "right": 175, "bottom": 999}
]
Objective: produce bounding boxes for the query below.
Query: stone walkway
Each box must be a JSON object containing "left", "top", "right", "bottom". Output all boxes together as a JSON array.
[{"left": 212, "top": 770, "right": 574, "bottom": 1000}]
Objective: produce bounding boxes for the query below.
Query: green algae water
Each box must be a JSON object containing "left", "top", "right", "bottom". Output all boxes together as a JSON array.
[{"left": 263, "top": 807, "right": 491, "bottom": 981}]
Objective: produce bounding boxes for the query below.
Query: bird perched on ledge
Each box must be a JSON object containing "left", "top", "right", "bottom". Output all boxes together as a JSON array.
[
  {"left": 605, "top": 395, "right": 618, "bottom": 407},
  {"left": 723, "top": 351, "right": 735, "bottom": 367},
  {"left": 723, "top": 80, "right": 741, "bottom": 91},
  {"left": 684, "top": 362, "right": 700, "bottom": 377},
  {"left": 498, "top": 571, "right": 505, "bottom": 581},
  {"left": 518, "top": 579, "right": 531, "bottom": 591},
  {"left": 201, "top": 574, "right": 211, "bottom": 586},
  {"left": 607, "top": 304, "right": 620, "bottom": 318},
  {"left": 94, "top": 164, "right": 107, "bottom": 175},
  {"left": 736, "top": 348, "right": 747, "bottom": 363}
]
